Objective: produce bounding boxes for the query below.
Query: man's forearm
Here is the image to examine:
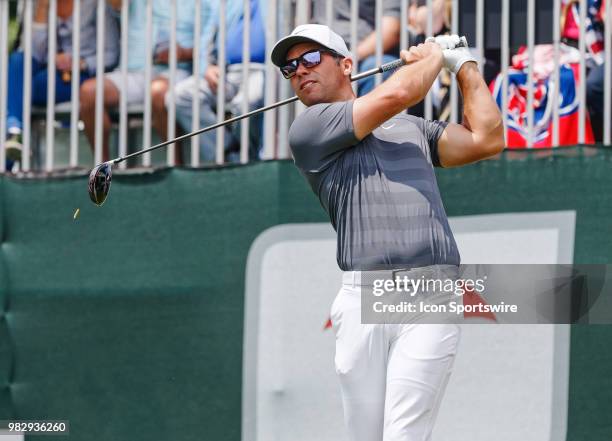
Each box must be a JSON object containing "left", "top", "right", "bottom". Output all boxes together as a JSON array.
[
  {"left": 396, "top": 53, "right": 444, "bottom": 106},
  {"left": 353, "top": 42, "right": 444, "bottom": 140},
  {"left": 457, "top": 63, "right": 503, "bottom": 139}
]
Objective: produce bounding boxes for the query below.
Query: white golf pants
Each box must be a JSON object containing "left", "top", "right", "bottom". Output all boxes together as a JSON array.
[{"left": 330, "top": 272, "right": 461, "bottom": 441}]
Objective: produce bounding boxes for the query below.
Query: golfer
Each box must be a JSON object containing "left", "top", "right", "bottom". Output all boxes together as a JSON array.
[{"left": 271, "top": 24, "right": 504, "bottom": 441}]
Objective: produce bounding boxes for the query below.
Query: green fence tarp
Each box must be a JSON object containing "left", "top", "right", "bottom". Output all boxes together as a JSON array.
[{"left": 0, "top": 146, "right": 610, "bottom": 440}]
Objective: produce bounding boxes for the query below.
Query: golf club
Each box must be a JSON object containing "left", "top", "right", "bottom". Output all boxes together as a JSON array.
[{"left": 88, "top": 38, "right": 468, "bottom": 206}]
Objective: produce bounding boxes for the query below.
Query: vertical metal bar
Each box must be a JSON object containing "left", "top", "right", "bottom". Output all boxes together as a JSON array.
[
  {"left": 501, "top": 0, "right": 509, "bottom": 136},
  {"left": 325, "top": 0, "right": 333, "bottom": 27},
  {"left": 94, "top": 0, "right": 106, "bottom": 164},
  {"left": 45, "top": 0, "right": 57, "bottom": 172},
  {"left": 22, "top": 0, "right": 32, "bottom": 171},
  {"left": 167, "top": 0, "right": 177, "bottom": 165},
  {"left": 350, "top": 0, "right": 358, "bottom": 93},
  {"left": 605, "top": 0, "right": 611, "bottom": 145},
  {"left": 118, "top": 0, "right": 128, "bottom": 169},
  {"left": 426, "top": 0, "right": 433, "bottom": 37},
  {"left": 424, "top": 0, "right": 433, "bottom": 120},
  {"left": 262, "top": 0, "right": 278, "bottom": 160},
  {"left": 476, "top": 0, "right": 484, "bottom": 73},
  {"left": 400, "top": 0, "right": 407, "bottom": 52},
  {"left": 69, "top": 0, "right": 81, "bottom": 167},
  {"left": 295, "top": 1, "right": 308, "bottom": 27},
  {"left": 216, "top": 0, "right": 226, "bottom": 164},
  {"left": 527, "top": 0, "right": 535, "bottom": 148},
  {"left": 0, "top": 0, "right": 9, "bottom": 172},
  {"left": 552, "top": 0, "right": 561, "bottom": 146},
  {"left": 191, "top": 0, "right": 201, "bottom": 165},
  {"left": 277, "top": 0, "right": 291, "bottom": 159},
  {"left": 578, "top": 0, "right": 586, "bottom": 144},
  {"left": 143, "top": 0, "right": 153, "bottom": 166},
  {"left": 293, "top": 0, "right": 308, "bottom": 115},
  {"left": 240, "top": 0, "right": 251, "bottom": 163},
  {"left": 277, "top": 82, "right": 291, "bottom": 158},
  {"left": 375, "top": 0, "right": 382, "bottom": 87},
  {"left": 450, "top": 0, "right": 458, "bottom": 123}
]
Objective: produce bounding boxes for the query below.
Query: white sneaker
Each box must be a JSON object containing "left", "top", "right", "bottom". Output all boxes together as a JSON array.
[{"left": 4, "top": 134, "right": 22, "bottom": 161}]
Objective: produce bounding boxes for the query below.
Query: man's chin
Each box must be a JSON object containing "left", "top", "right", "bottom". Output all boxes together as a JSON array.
[{"left": 299, "top": 93, "right": 324, "bottom": 107}]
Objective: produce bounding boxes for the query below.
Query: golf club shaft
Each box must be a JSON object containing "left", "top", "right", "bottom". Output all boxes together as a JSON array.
[{"left": 112, "top": 58, "right": 407, "bottom": 164}]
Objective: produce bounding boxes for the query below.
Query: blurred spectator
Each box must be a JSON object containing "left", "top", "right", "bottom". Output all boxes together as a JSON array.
[
  {"left": 80, "top": 0, "right": 203, "bottom": 162},
  {"left": 569, "top": 0, "right": 607, "bottom": 143},
  {"left": 408, "top": 0, "right": 449, "bottom": 39},
  {"left": 407, "top": 0, "right": 451, "bottom": 118},
  {"left": 312, "top": 0, "right": 400, "bottom": 96},
  {"left": 489, "top": 0, "right": 606, "bottom": 148},
  {"left": 173, "top": 0, "right": 266, "bottom": 163},
  {"left": 561, "top": 0, "right": 604, "bottom": 64},
  {"left": 3, "top": 0, "right": 119, "bottom": 169},
  {"left": 587, "top": 63, "right": 607, "bottom": 143},
  {"left": 490, "top": 44, "right": 595, "bottom": 148}
]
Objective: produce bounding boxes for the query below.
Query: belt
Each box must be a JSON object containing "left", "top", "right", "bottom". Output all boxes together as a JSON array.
[{"left": 342, "top": 265, "right": 459, "bottom": 287}]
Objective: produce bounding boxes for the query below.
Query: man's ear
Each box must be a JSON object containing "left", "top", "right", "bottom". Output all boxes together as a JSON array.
[{"left": 342, "top": 58, "right": 353, "bottom": 77}]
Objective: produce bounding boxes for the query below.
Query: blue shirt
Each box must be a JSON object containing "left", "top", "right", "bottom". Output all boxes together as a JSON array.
[
  {"left": 200, "top": 0, "right": 267, "bottom": 71},
  {"left": 121, "top": 0, "right": 210, "bottom": 71},
  {"left": 225, "top": 0, "right": 266, "bottom": 64}
]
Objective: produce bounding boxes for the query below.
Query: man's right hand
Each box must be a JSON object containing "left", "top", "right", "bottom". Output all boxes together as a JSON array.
[
  {"left": 204, "top": 65, "right": 220, "bottom": 93},
  {"left": 399, "top": 42, "right": 443, "bottom": 67}
]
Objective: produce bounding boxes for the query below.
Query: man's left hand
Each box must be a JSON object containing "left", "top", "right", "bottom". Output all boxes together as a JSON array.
[{"left": 426, "top": 35, "right": 477, "bottom": 75}]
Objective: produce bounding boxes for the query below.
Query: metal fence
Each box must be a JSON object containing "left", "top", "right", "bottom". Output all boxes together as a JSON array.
[{"left": 0, "top": 0, "right": 610, "bottom": 173}]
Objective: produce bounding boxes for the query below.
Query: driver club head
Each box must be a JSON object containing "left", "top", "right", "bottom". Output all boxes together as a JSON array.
[{"left": 88, "top": 161, "right": 113, "bottom": 206}]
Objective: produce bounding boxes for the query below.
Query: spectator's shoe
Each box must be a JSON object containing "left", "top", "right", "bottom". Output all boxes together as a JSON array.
[{"left": 4, "top": 134, "right": 23, "bottom": 162}]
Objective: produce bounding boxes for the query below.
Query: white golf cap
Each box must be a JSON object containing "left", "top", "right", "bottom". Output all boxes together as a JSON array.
[{"left": 271, "top": 24, "right": 351, "bottom": 67}]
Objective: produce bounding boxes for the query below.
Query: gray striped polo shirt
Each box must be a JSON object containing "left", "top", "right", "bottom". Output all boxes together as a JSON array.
[{"left": 288, "top": 100, "right": 460, "bottom": 271}]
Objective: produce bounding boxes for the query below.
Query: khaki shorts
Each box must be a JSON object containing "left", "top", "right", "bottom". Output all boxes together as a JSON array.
[{"left": 106, "top": 67, "right": 190, "bottom": 105}]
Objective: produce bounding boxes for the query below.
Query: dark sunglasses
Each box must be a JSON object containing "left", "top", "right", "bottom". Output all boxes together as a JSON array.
[{"left": 280, "top": 49, "right": 341, "bottom": 79}]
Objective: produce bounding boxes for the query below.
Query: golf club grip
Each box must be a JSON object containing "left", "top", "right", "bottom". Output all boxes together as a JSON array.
[{"left": 380, "top": 58, "right": 406, "bottom": 73}]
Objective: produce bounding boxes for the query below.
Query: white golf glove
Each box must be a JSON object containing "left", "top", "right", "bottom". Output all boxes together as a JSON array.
[
  {"left": 426, "top": 35, "right": 478, "bottom": 74},
  {"left": 426, "top": 34, "right": 462, "bottom": 50}
]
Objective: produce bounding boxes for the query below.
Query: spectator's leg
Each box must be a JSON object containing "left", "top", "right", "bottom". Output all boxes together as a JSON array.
[
  {"left": 586, "top": 64, "right": 604, "bottom": 143},
  {"left": 248, "top": 68, "right": 265, "bottom": 160},
  {"left": 173, "top": 75, "right": 219, "bottom": 162},
  {"left": 6, "top": 51, "right": 43, "bottom": 133},
  {"left": 152, "top": 75, "right": 184, "bottom": 165},
  {"left": 151, "top": 77, "right": 170, "bottom": 140},
  {"left": 357, "top": 54, "right": 397, "bottom": 96},
  {"left": 79, "top": 77, "right": 119, "bottom": 161},
  {"left": 31, "top": 68, "right": 70, "bottom": 105},
  {"left": 227, "top": 66, "right": 266, "bottom": 161},
  {"left": 53, "top": 69, "right": 82, "bottom": 104},
  {"left": 224, "top": 70, "right": 247, "bottom": 162},
  {"left": 151, "top": 76, "right": 183, "bottom": 165},
  {"left": 30, "top": 71, "right": 49, "bottom": 107},
  {"left": 173, "top": 76, "right": 196, "bottom": 135}
]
